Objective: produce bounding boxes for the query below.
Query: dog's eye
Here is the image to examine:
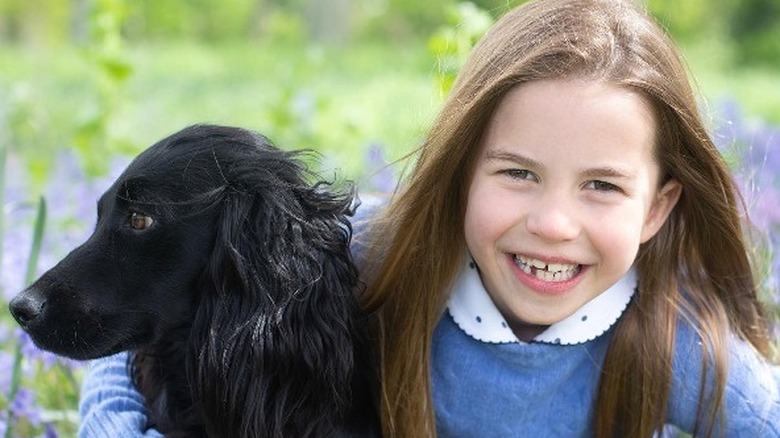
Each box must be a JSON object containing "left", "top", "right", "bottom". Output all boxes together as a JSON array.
[{"left": 130, "top": 212, "right": 154, "bottom": 231}]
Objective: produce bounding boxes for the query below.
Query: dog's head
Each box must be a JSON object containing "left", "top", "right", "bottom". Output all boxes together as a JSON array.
[{"left": 8, "top": 124, "right": 357, "bottom": 365}]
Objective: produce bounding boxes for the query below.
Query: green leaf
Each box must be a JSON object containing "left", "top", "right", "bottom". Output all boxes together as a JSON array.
[{"left": 25, "top": 197, "right": 47, "bottom": 287}]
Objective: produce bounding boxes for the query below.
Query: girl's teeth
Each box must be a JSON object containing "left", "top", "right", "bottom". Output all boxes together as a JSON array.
[
  {"left": 548, "top": 263, "right": 567, "bottom": 272},
  {"left": 514, "top": 255, "right": 579, "bottom": 282}
]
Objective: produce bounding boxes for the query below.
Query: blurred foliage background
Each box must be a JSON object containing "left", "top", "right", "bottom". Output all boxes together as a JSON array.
[
  {"left": 0, "top": 0, "right": 779, "bottom": 184},
  {"left": 0, "top": 0, "right": 778, "bottom": 436}
]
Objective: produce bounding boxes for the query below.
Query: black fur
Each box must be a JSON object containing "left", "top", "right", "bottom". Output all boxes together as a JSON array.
[{"left": 9, "top": 124, "right": 380, "bottom": 437}]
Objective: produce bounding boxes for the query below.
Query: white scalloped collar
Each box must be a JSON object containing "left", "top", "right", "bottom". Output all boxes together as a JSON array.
[{"left": 446, "top": 256, "right": 637, "bottom": 345}]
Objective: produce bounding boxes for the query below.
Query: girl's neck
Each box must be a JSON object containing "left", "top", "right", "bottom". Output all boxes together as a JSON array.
[{"left": 508, "top": 320, "right": 550, "bottom": 342}]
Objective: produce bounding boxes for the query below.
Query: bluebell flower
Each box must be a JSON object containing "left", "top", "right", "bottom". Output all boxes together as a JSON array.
[
  {"left": 362, "top": 142, "right": 397, "bottom": 193},
  {"left": 9, "top": 388, "right": 42, "bottom": 428}
]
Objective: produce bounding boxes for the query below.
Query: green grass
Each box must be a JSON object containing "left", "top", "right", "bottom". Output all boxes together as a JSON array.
[
  {"left": 681, "top": 38, "right": 780, "bottom": 124},
  {"left": 0, "top": 41, "right": 443, "bottom": 186}
]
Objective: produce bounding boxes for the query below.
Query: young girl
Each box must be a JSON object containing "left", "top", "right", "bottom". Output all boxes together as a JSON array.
[
  {"left": 79, "top": 0, "right": 779, "bottom": 436},
  {"left": 359, "top": 0, "right": 779, "bottom": 435}
]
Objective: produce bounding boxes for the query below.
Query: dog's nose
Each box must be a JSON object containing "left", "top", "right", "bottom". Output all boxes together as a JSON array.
[{"left": 9, "top": 288, "right": 46, "bottom": 328}]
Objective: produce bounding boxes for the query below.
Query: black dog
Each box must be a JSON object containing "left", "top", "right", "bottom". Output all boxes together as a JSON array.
[{"left": 9, "top": 124, "right": 379, "bottom": 437}]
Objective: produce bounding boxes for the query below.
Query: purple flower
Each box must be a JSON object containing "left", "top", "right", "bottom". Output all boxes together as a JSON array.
[
  {"left": 362, "top": 142, "right": 397, "bottom": 193},
  {"left": 9, "top": 388, "right": 42, "bottom": 428},
  {"left": 0, "top": 350, "right": 14, "bottom": 390},
  {"left": 742, "top": 126, "right": 780, "bottom": 183},
  {"left": 40, "top": 422, "right": 59, "bottom": 438},
  {"left": 15, "top": 329, "right": 83, "bottom": 372},
  {"left": 713, "top": 98, "right": 746, "bottom": 151},
  {"left": 714, "top": 99, "right": 780, "bottom": 325}
]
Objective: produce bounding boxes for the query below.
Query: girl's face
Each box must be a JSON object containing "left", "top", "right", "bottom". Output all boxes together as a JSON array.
[{"left": 464, "top": 79, "right": 681, "bottom": 340}]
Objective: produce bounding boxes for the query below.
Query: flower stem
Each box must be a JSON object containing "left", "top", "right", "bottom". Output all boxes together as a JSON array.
[{"left": 5, "top": 196, "right": 47, "bottom": 438}]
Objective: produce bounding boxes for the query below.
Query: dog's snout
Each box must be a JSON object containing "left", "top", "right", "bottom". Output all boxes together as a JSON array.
[{"left": 9, "top": 288, "right": 46, "bottom": 328}]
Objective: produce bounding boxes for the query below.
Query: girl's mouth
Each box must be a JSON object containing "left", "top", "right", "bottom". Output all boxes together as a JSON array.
[{"left": 514, "top": 255, "right": 581, "bottom": 282}]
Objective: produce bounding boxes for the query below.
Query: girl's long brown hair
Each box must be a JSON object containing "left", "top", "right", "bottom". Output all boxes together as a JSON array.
[{"left": 360, "top": 0, "right": 773, "bottom": 436}]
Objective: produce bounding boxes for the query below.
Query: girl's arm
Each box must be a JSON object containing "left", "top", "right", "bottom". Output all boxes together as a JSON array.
[
  {"left": 668, "top": 321, "right": 780, "bottom": 436},
  {"left": 78, "top": 352, "right": 162, "bottom": 437}
]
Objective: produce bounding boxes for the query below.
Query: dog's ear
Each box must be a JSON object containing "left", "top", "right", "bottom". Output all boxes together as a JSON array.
[{"left": 189, "top": 178, "right": 361, "bottom": 437}]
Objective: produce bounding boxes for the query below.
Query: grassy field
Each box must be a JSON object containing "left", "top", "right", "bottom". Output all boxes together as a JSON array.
[
  {"left": 1, "top": 41, "right": 442, "bottom": 188},
  {"left": 681, "top": 37, "right": 780, "bottom": 125}
]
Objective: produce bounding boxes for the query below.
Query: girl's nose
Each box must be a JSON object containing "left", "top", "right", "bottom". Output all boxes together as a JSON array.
[{"left": 525, "top": 194, "right": 580, "bottom": 242}]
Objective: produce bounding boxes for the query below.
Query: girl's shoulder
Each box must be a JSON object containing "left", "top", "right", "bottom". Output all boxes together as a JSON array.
[
  {"left": 668, "top": 317, "right": 780, "bottom": 435},
  {"left": 352, "top": 192, "right": 388, "bottom": 223},
  {"left": 349, "top": 192, "right": 389, "bottom": 258}
]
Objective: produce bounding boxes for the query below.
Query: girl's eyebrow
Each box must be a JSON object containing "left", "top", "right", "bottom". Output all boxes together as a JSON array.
[
  {"left": 484, "top": 148, "right": 636, "bottom": 180},
  {"left": 580, "top": 166, "right": 636, "bottom": 180},
  {"left": 484, "top": 149, "right": 544, "bottom": 170}
]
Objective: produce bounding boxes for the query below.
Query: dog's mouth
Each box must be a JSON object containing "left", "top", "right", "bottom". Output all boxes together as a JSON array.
[
  {"left": 10, "top": 289, "right": 155, "bottom": 360},
  {"left": 25, "top": 318, "right": 153, "bottom": 361},
  {"left": 20, "top": 315, "right": 123, "bottom": 360}
]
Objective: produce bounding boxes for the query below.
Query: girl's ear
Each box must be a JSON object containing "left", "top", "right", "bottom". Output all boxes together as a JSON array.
[{"left": 640, "top": 179, "right": 682, "bottom": 243}]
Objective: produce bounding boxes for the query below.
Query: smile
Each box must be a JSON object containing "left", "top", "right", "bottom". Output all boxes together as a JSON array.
[{"left": 514, "top": 255, "right": 581, "bottom": 282}]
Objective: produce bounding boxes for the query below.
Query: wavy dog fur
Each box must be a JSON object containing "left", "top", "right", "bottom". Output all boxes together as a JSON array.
[{"left": 10, "top": 124, "right": 379, "bottom": 437}]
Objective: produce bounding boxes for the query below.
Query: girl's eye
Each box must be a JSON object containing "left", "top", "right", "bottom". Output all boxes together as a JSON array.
[
  {"left": 503, "top": 169, "right": 537, "bottom": 181},
  {"left": 130, "top": 212, "right": 154, "bottom": 230},
  {"left": 586, "top": 180, "right": 622, "bottom": 192}
]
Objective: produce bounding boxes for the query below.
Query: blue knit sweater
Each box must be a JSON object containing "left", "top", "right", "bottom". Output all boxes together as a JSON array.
[
  {"left": 432, "top": 310, "right": 780, "bottom": 437},
  {"left": 79, "top": 311, "right": 780, "bottom": 437}
]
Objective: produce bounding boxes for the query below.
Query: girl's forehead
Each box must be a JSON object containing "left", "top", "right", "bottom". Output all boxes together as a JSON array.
[
  {"left": 478, "top": 78, "right": 660, "bottom": 172},
  {"left": 500, "top": 78, "right": 652, "bottom": 115},
  {"left": 487, "top": 78, "right": 657, "bottom": 143}
]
